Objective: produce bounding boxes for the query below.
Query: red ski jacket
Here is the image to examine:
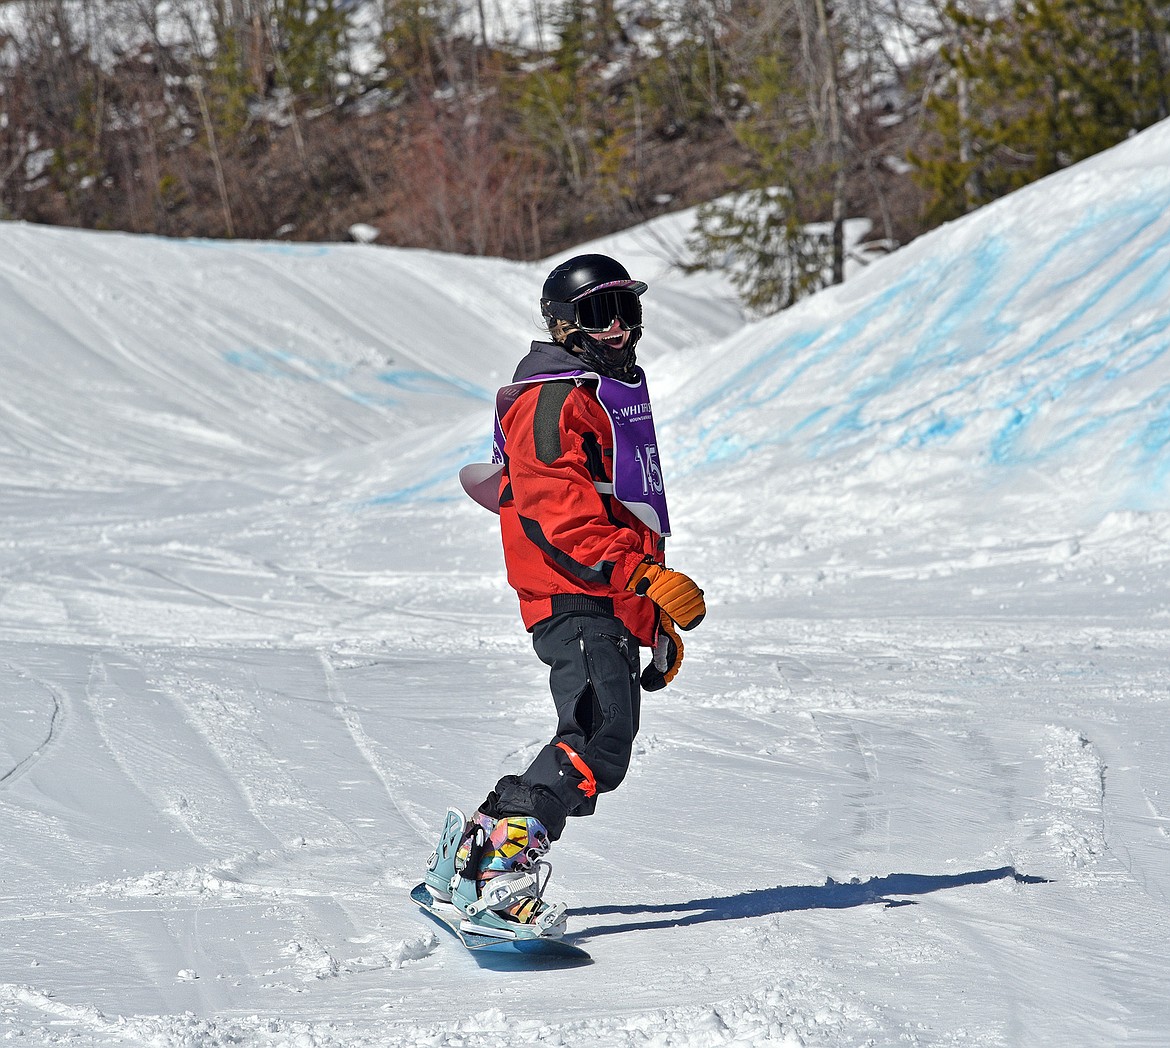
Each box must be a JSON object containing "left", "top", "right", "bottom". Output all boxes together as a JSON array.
[{"left": 498, "top": 365, "right": 664, "bottom": 647}]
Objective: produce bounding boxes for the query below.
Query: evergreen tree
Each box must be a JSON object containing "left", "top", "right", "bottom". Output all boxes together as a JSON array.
[
  {"left": 688, "top": 187, "right": 831, "bottom": 313},
  {"left": 381, "top": 0, "right": 446, "bottom": 97},
  {"left": 507, "top": 0, "right": 631, "bottom": 237},
  {"left": 273, "top": 0, "right": 351, "bottom": 103},
  {"left": 914, "top": 0, "right": 1170, "bottom": 224},
  {"left": 685, "top": 1, "right": 838, "bottom": 315}
]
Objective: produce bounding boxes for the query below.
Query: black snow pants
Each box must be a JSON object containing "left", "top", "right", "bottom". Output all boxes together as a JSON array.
[{"left": 484, "top": 612, "right": 642, "bottom": 840}]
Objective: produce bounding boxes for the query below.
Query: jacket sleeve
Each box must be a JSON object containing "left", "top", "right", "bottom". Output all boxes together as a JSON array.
[{"left": 502, "top": 381, "right": 650, "bottom": 592}]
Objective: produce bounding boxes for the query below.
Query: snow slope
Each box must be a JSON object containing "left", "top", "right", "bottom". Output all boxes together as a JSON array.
[{"left": 2, "top": 123, "right": 1170, "bottom": 1047}]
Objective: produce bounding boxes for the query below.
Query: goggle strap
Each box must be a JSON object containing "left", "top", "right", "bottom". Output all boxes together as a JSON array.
[{"left": 541, "top": 299, "right": 578, "bottom": 324}]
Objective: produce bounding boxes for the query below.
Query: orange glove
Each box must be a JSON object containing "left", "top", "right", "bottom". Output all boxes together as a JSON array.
[
  {"left": 626, "top": 557, "right": 706, "bottom": 630},
  {"left": 641, "top": 616, "right": 683, "bottom": 692}
]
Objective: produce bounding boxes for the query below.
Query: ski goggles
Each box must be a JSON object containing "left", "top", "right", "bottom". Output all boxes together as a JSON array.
[{"left": 543, "top": 280, "right": 646, "bottom": 332}]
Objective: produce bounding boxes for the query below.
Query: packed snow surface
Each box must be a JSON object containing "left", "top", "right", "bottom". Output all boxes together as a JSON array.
[{"left": 4, "top": 121, "right": 1170, "bottom": 1047}]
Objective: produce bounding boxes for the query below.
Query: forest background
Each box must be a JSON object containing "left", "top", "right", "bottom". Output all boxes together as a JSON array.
[{"left": 2, "top": 0, "right": 1169, "bottom": 313}]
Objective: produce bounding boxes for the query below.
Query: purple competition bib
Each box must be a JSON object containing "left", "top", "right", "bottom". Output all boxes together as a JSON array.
[{"left": 458, "top": 367, "right": 671, "bottom": 537}]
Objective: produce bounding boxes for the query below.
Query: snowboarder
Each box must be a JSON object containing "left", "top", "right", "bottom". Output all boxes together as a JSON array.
[{"left": 423, "top": 253, "right": 706, "bottom": 939}]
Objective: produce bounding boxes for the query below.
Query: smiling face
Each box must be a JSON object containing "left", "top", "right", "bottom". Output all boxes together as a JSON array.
[
  {"left": 550, "top": 316, "right": 631, "bottom": 354},
  {"left": 593, "top": 317, "right": 631, "bottom": 351}
]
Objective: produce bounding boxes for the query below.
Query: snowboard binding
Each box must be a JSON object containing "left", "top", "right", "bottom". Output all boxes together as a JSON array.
[
  {"left": 426, "top": 806, "right": 567, "bottom": 940},
  {"left": 424, "top": 806, "right": 466, "bottom": 903}
]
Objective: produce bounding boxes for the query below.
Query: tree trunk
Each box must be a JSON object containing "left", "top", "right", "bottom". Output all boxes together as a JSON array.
[{"left": 812, "top": 0, "right": 845, "bottom": 284}]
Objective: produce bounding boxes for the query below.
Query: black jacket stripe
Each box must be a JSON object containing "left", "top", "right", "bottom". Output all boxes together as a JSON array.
[
  {"left": 533, "top": 381, "right": 574, "bottom": 465},
  {"left": 518, "top": 514, "right": 615, "bottom": 586}
]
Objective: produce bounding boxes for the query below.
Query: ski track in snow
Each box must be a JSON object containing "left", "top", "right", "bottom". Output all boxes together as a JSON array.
[
  {"left": 0, "top": 663, "right": 66, "bottom": 791},
  {"left": 5, "top": 125, "right": 1170, "bottom": 1045},
  {"left": 320, "top": 650, "right": 434, "bottom": 842}
]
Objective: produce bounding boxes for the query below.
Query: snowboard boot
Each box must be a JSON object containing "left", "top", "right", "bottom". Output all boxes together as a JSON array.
[
  {"left": 423, "top": 806, "right": 467, "bottom": 904},
  {"left": 450, "top": 811, "right": 567, "bottom": 939}
]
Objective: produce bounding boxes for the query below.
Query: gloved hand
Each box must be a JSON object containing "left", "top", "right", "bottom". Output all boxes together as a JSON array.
[
  {"left": 641, "top": 616, "right": 683, "bottom": 692},
  {"left": 626, "top": 557, "right": 706, "bottom": 630}
]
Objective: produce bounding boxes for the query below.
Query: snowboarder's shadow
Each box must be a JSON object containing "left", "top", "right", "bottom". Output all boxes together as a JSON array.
[{"left": 571, "top": 866, "right": 1048, "bottom": 939}]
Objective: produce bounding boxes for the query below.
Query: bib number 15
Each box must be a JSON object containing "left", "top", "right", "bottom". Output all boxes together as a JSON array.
[{"left": 634, "top": 443, "right": 664, "bottom": 495}]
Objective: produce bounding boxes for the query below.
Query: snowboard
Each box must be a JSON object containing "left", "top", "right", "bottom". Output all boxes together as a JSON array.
[{"left": 410, "top": 882, "right": 591, "bottom": 968}]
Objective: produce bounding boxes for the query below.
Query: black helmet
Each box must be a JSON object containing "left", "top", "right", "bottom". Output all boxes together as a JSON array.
[{"left": 540, "top": 254, "right": 648, "bottom": 333}]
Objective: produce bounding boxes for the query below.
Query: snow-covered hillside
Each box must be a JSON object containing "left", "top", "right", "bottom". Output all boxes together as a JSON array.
[{"left": 2, "top": 122, "right": 1170, "bottom": 1047}]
